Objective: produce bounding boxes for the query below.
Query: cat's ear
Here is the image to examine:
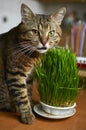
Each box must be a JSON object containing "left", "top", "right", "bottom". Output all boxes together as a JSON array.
[
  {"left": 21, "top": 3, "right": 34, "bottom": 23},
  {"left": 51, "top": 7, "right": 66, "bottom": 26}
]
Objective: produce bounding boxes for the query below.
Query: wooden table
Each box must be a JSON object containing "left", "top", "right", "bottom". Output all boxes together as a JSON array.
[{"left": 79, "top": 70, "right": 86, "bottom": 77}]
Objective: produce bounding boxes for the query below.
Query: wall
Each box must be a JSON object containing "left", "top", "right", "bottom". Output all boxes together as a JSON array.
[
  {"left": 0, "top": 0, "right": 86, "bottom": 34},
  {"left": 0, "top": 0, "right": 44, "bottom": 34}
]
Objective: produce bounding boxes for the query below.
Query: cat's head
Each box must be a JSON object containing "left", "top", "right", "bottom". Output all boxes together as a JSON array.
[{"left": 18, "top": 3, "right": 66, "bottom": 54}]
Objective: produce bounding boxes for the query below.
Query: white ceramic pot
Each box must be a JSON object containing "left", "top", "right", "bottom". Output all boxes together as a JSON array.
[{"left": 40, "top": 101, "right": 76, "bottom": 116}]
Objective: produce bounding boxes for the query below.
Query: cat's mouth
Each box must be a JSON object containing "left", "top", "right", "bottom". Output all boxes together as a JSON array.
[
  {"left": 37, "top": 47, "right": 47, "bottom": 50},
  {"left": 37, "top": 47, "right": 48, "bottom": 53}
]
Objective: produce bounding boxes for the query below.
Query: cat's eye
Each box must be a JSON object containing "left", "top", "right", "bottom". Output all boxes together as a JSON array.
[
  {"left": 32, "top": 29, "right": 39, "bottom": 35},
  {"left": 48, "top": 30, "right": 55, "bottom": 37}
]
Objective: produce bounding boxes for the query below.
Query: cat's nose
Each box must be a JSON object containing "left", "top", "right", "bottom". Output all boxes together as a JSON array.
[
  {"left": 40, "top": 36, "right": 48, "bottom": 46},
  {"left": 42, "top": 42, "right": 46, "bottom": 46},
  {"left": 42, "top": 39, "right": 48, "bottom": 46}
]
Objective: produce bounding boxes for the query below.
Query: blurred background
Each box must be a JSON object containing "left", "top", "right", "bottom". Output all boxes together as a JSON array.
[{"left": 0, "top": 0, "right": 86, "bottom": 57}]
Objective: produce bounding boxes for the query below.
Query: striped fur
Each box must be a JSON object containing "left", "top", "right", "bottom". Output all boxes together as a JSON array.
[{"left": 0, "top": 4, "right": 66, "bottom": 124}]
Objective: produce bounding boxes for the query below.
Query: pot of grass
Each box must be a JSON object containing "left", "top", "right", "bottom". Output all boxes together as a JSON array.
[{"left": 35, "top": 48, "right": 80, "bottom": 117}]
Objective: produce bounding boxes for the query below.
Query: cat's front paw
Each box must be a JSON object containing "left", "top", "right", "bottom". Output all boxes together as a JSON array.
[{"left": 20, "top": 111, "right": 35, "bottom": 124}]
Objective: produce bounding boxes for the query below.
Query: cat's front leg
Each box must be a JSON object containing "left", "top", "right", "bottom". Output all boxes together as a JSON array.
[{"left": 6, "top": 75, "right": 35, "bottom": 124}]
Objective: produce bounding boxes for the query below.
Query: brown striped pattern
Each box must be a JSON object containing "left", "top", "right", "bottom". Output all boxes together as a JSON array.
[{"left": 0, "top": 4, "right": 66, "bottom": 124}]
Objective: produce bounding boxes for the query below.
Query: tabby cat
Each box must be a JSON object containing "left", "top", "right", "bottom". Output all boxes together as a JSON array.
[{"left": 0, "top": 3, "right": 66, "bottom": 124}]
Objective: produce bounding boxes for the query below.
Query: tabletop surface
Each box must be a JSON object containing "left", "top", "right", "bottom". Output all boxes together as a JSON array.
[{"left": 0, "top": 84, "right": 86, "bottom": 130}]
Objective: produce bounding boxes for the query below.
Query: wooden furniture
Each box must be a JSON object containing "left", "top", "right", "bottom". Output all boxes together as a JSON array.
[
  {"left": 79, "top": 69, "right": 86, "bottom": 77},
  {"left": 0, "top": 85, "right": 86, "bottom": 130}
]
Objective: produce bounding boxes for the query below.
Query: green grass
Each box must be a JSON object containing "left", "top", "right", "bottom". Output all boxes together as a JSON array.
[{"left": 36, "top": 48, "right": 80, "bottom": 107}]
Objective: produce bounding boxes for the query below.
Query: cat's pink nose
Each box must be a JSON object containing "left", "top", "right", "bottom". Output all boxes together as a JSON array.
[
  {"left": 42, "top": 42, "right": 46, "bottom": 46},
  {"left": 40, "top": 36, "right": 48, "bottom": 46},
  {"left": 42, "top": 39, "right": 48, "bottom": 46}
]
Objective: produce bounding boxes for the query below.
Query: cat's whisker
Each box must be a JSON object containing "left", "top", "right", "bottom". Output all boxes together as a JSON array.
[
  {"left": 13, "top": 48, "right": 30, "bottom": 58},
  {"left": 8, "top": 40, "right": 37, "bottom": 60},
  {"left": 7, "top": 41, "right": 32, "bottom": 52},
  {"left": 27, "top": 48, "right": 36, "bottom": 56},
  {"left": 11, "top": 42, "right": 33, "bottom": 54},
  {"left": 13, "top": 45, "right": 36, "bottom": 59},
  {"left": 13, "top": 45, "right": 32, "bottom": 55},
  {"left": 7, "top": 44, "right": 33, "bottom": 60}
]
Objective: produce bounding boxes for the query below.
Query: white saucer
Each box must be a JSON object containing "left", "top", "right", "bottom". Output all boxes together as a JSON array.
[{"left": 34, "top": 104, "right": 76, "bottom": 119}]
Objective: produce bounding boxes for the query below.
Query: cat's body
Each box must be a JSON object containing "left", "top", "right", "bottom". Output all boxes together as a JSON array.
[{"left": 0, "top": 4, "right": 66, "bottom": 124}]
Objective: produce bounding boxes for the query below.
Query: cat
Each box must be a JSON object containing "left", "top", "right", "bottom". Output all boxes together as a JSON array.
[{"left": 0, "top": 3, "right": 66, "bottom": 124}]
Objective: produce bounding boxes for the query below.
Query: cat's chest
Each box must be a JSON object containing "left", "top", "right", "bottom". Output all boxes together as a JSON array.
[{"left": 18, "top": 55, "right": 41, "bottom": 74}]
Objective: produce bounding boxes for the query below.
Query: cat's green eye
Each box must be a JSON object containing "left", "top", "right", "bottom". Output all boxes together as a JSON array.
[
  {"left": 48, "top": 30, "right": 55, "bottom": 37},
  {"left": 32, "top": 29, "right": 39, "bottom": 35}
]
